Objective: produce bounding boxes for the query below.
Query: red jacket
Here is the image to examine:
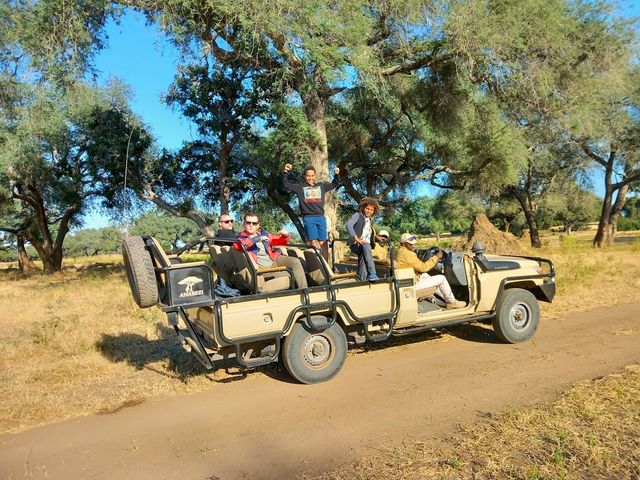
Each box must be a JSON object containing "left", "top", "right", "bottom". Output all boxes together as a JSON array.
[{"left": 233, "top": 230, "right": 290, "bottom": 263}]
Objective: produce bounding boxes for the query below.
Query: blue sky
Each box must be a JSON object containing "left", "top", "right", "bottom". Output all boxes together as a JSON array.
[
  {"left": 84, "top": 4, "right": 639, "bottom": 229},
  {"left": 93, "top": 12, "right": 192, "bottom": 150}
]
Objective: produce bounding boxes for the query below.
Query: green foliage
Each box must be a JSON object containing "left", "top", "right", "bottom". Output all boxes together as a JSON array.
[
  {"left": 0, "top": 79, "right": 151, "bottom": 271},
  {"left": 130, "top": 211, "right": 202, "bottom": 250},
  {"left": 63, "top": 227, "right": 122, "bottom": 257},
  {"left": 617, "top": 218, "right": 640, "bottom": 232},
  {"left": 538, "top": 184, "right": 601, "bottom": 232},
  {"left": 384, "top": 192, "right": 483, "bottom": 237},
  {"left": 2, "top": 0, "right": 120, "bottom": 82}
]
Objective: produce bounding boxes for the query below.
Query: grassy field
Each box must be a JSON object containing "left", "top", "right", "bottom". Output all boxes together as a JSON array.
[
  {"left": 303, "top": 364, "right": 640, "bottom": 480},
  {"left": 0, "top": 232, "right": 639, "bottom": 435}
]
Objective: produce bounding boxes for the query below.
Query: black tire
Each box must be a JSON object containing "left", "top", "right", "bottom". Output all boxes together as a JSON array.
[
  {"left": 122, "top": 236, "right": 159, "bottom": 308},
  {"left": 282, "top": 322, "right": 347, "bottom": 384},
  {"left": 492, "top": 288, "right": 540, "bottom": 343}
]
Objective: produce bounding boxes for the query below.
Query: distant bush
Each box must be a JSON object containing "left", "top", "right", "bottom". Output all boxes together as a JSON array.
[
  {"left": 618, "top": 218, "right": 640, "bottom": 231},
  {"left": 0, "top": 250, "right": 18, "bottom": 262}
]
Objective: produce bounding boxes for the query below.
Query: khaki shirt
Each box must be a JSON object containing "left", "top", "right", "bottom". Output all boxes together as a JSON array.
[
  {"left": 393, "top": 245, "right": 439, "bottom": 281},
  {"left": 372, "top": 242, "right": 389, "bottom": 262}
]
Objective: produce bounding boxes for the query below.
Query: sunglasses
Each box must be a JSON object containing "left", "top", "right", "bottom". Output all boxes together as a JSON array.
[
  {"left": 245, "top": 221, "right": 259, "bottom": 226},
  {"left": 220, "top": 219, "right": 233, "bottom": 224}
]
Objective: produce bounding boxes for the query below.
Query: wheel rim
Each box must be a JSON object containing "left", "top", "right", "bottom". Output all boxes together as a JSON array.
[
  {"left": 302, "top": 334, "right": 334, "bottom": 369},
  {"left": 509, "top": 302, "right": 531, "bottom": 330}
]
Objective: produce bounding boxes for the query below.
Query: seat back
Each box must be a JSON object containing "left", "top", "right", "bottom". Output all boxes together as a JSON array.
[
  {"left": 303, "top": 249, "right": 329, "bottom": 286},
  {"left": 415, "top": 286, "right": 438, "bottom": 300},
  {"left": 230, "top": 248, "right": 290, "bottom": 293},
  {"left": 149, "top": 237, "right": 173, "bottom": 268},
  {"left": 209, "top": 245, "right": 234, "bottom": 284}
]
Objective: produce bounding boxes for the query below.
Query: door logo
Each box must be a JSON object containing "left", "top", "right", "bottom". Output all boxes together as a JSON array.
[{"left": 178, "top": 276, "right": 204, "bottom": 297}]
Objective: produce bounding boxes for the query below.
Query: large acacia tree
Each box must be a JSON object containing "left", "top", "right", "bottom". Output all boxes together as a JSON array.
[{"left": 0, "top": 82, "right": 151, "bottom": 272}]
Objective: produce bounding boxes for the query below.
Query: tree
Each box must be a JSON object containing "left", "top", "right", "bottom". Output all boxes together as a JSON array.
[
  {"left": 130, "top": 211, "right": 201, "bottom": 251},
  {"left": 538, "top": 183, "right": 601, "bottom": 234},
  {"left": 0, "top": 81, "right": 151, "bottom": 272},
  {"left": 446, "top": 0, "right": 636, "bottom": 248},
  {"left": 164, "top": 61, "right": 274, "bottom": 214},
  {"left": 64, "top": 227, "right": 122, "bottom": 257}
]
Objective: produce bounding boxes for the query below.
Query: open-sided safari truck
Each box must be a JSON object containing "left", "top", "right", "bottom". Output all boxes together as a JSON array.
[{"left": 122, "top": 236, "right": 555, "bottom": 384}]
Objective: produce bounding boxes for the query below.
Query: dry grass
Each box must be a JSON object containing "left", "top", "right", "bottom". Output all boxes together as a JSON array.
[
  {"left": 301, "top": 364, "right": 640, "bottom": 480},
  {"left": 0, "top": 232, "right": 639, "bottom": 434},
  {"left": 0, "top": 263, "right": 231, "bottom": 434}
]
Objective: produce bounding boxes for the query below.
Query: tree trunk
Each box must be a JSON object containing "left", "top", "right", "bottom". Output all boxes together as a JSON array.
[
  {"left": 503, "top": 220, "right": 511, "bottom": 233},
  {"left": 219, "top": 133, "right": 231, "bottom": 214},
  {"left": 17, "top": 234, "right": 36, "bottom": 273},
  {"left": 266, "top": 185, "right": 307, "bottom": 241},
  {"left": 593, "top": 182, "right": 613, "bottom": 248},
  {"left": 302, "top": 89, "right": 336, "bottom": 235},
  {"left": 604, "top": 183, "right": 629, "bottom": 247},
  {"left": 512, "top": 191, "right": 541, "bottom": 248}
]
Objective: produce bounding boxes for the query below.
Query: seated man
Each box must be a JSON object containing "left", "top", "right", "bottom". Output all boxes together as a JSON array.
[
  {"left": 372, "top": 229, "right": 390, "bottom": 262},
  {"left": 393, "top": 233, "right": 465, "bottom": 309},
  {"left": 233, "top": 213, "right": 308, "bottom": 289},
  {"left": 212, "top": 213, "right": 237, "bottom": 246}
]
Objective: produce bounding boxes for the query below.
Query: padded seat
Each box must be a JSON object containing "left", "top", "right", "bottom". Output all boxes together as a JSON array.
[
  {"left": 303, "top": 249, "right": 357, "bottom": 286},
  {"left": 148, "top": 237, "right": 205, "bottom": 270},
  {"left": 415, "top": 286, "right": 438, "bottom": 301},
  {"left": 209, "top": 244, "right": 235, "bottom": 284},
  {"left": 229, "top": 248, "right": 292, "bottom": 293}
]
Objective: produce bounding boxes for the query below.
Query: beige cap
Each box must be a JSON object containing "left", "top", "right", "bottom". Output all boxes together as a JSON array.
[
  {"left": 378, "top": 229, "right": 390, "bottom": 238},
  {"left": 399, "top": 233, "right": 418, "bottom": 245}
]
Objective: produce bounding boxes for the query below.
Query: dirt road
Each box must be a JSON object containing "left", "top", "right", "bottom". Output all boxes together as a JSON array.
[{"left": 2, "top": 302, "right": 639, "bottom": 480}]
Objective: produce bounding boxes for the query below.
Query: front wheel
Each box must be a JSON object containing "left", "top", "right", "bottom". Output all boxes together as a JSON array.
[
  {"left": 492, "top": 288, "right": 540, "bottom": 343},
  {"left": 282, "top": 322, "right": 347, "bottom": 384}
]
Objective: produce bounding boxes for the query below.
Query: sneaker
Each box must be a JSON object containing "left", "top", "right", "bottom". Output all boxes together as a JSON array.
[
  {"left": 446, "top": 300, "right": 466, "bottom": 309},
  {"left": 367, "top": 274, "right": 379, "bottom": 281}
]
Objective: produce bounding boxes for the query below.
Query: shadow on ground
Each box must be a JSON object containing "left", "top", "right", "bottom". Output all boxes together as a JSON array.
[
  {"left": 353, "top": 321, "right": 501, "bottom": 355},
  {"left": 96, "top": 323, "right": 275, "bottom": 383}
]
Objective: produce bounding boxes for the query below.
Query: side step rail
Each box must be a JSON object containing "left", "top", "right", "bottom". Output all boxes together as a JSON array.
[
  {"left": 174, "top": 308, "right": 215, "bottom": 370},
  {"left": 362, "top": 315, "right": 394, "bottom": 342},
  {"left": 234, "top": 338, "right": 281, "bottom": 369}
]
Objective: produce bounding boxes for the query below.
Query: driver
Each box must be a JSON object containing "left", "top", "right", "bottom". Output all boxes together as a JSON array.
[{"left": 394, "top": 233, "right": 465, "bottom": 309}]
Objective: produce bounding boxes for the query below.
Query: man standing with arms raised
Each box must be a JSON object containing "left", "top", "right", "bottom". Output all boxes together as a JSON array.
[{"left": 282, "top": 163, "right": 341, "bottom": 257}]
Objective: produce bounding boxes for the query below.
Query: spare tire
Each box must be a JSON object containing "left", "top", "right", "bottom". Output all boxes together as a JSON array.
[{"left": 122, "top": 236, "right": 159, "bottom": 308}]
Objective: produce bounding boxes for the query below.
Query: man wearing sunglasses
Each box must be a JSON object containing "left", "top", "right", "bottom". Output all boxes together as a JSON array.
[
  {"left": 213, "top": 213, "right": 237, "bottom": 246},
  {"left": 394, "top": 233, "right": 465, "bottom": 309},
  {"left": 234, "top": 213, "right": 308, "bottom": 289}
]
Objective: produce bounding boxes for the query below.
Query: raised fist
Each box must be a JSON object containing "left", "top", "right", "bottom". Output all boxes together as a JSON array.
[{"left": 284, "top": 163, "right": 293, "bottom": 173}]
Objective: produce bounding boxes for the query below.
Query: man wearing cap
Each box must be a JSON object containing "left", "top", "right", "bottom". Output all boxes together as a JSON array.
[
  {"left": 372, "top": 229, "right": 390, "bottom": 262},
  {"left": 394, "top": 233, "right": 465, "bottom": 309}
]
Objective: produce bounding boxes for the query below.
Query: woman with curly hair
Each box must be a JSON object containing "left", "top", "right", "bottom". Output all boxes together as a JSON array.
[{"left": 346, "top": 197, "right": 381, "bottom": 281}]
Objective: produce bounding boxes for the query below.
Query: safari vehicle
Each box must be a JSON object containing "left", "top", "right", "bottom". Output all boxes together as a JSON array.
[{"left": 122, "top": 236, "right": 555, "bottom": 384}]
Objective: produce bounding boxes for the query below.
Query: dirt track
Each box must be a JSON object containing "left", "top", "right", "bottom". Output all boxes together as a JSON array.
[{"left": 1, "top": 301, "right": 639, "bottom": 480}]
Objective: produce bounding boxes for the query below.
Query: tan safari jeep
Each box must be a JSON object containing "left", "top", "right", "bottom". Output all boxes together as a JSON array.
[{"left": 122, "top": 236, "right": 555, "bottom": 384}]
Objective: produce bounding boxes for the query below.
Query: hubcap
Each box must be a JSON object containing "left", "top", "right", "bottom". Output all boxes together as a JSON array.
[
  {"left": 509, "top": 303, "right": 531, "bottom": 330},
  {"left": 303, "top": 334, "right": 333, "bottom": 368}
]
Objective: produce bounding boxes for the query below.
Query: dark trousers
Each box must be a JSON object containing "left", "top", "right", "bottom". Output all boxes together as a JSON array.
[{"left": 350, "top": 243, "right": 376, "bottom": 280}]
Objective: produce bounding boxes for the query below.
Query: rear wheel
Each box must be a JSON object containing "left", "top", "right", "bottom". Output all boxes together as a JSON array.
[
  {"left": 493, "top": 288, "right": 540, "bottom": 343},
  {"left": 122, "top": 236, "right": 159, "bottom": 308},
  {"left": 282, "top": 322, "right": 347, "bottom": 384}
]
